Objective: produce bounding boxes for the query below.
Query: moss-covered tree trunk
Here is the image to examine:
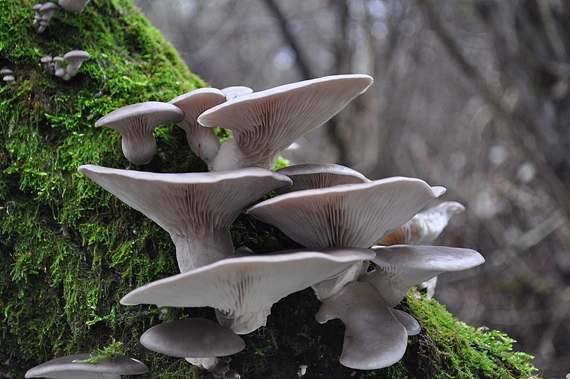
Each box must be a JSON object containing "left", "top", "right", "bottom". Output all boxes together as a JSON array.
[{"left": 0, "top": 1, "right": 537, "bottom": 378}]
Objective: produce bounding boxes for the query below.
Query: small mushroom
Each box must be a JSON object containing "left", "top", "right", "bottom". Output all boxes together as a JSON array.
[
  {"left": 94, "top": 102, "right": 184, "bottom": 165},
  {"left": 392, "top": 309, "right": 421, "bottom": 335},
  {"left": 2, "top": 75, "right": 16, "bottom": 85},
  {"left": 62, "top": 50, "right": 90, "bottom": 77},
  {"left": 58, "top": 0, "right": 91, "bottom": 13},
  {"left": 274, "top": 163, "right": 370, "bottom": 195},
  {"left": 35, "top": 2, "right": 59, "bottom": 33},
  {"left": 0, "top": 68, "right": 13, "bottom": 76},
  {"left": 78, "top": 165, "right": 292, "bottom": 272},
  {"left": 361, "top": 245, "right": 485, "bottom": 307},
  {"left": 224, "top": 369, "right": 241, "bottom": 379},
  {"left": 315, "top": 281, "right": 409, "bottom": 370},
  {"left": 25, "top": 353, "right": 148, "bottom": 379},
  {"left": 198, "top": 74, "right": 374, "bottom": 171},
  {"left": 121, "top": 248, "right": 375, "bottom": 334},
  {"left": 168, "top": 88, "right": 226, "bottom": 165},
  {"left": 40, "top": 56, "right": 54, "bottom": 74},
  {"left": 55, "top": 67, "right": 71, "bottom": 81},
  {"left": 32, "top": 4, "right": 42, "bottom": 30}
]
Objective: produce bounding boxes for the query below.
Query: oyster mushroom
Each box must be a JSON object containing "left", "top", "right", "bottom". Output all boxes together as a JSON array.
[
  {"left": 94, "top": 102, "right": 184, "bottom": 165},
  {"left": 62, "top": 50, "right": 90, "bottom": 77},
  {"left": 78, "top": 165, "right": 292, "bottom": 272},
  {"left": 198, "top": 74, "right": 374, "bottom": 171},
  {"left": 120, "top": 248, "right": 375, "bottom": 334}
]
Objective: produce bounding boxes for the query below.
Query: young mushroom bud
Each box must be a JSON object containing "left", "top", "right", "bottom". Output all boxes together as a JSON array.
[
  {"left": 32, "top": 4, "right": 42, "bottom": 30},
  {"left": 2, "top": 75, "right": 16, "bottom": 85},
  {"left": 40, "top": 56, "right": 54, "bottom": 74}
]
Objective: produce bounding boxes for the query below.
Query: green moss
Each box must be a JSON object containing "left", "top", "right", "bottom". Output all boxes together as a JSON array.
[{"left": 0, "top": 0, "right": 539, "bottom": 378}]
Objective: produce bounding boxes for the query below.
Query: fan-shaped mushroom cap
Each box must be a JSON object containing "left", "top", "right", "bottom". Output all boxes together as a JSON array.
[
  {"left": 361, "top": 245, "right": 485, "bottom": 307},
  {"left": 121, "top": 248, "right": 375, "bottom": 334},
  {"left": 274, "top": 163, "right": 370, "bottom": 195},
  {"left": 378, "top": 201, "right": 466, "bottom": 246},
  {"left": 198, "top": 74, "right": 374, "bottom": 171},
  {"left": 25, "top": 353, "right": 148, "bottom": 379},
  {"left": 246, "top": 177, "right": 446, "bottom": 249},
  {"left": 169, "top": 88, "right": 225, "bottom": 165},
  {"left": 78, "top": 165, "right": 292, "bottom": 272},
  {"left": 315, "top": 281, "right": 408, "bottom": 370},
  {"left": 140, "top": 318, "right": 245, "bottom": 358},
  {"left": 95, "top": 102, "right": 184, "bottom": 165},
  {"left": 62, "top": 50, "right": 90, "bottom": 77}
]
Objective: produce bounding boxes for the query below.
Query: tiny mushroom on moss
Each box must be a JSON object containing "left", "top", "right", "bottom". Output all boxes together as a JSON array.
[
  {"left": 361, "top": 245, "right": 485, "bottom": 307},
  {"left": 168, "top": 88, "right": 226, "bottom": 166},
  {"left": 274, "top": 163, "right": 370, "bottom": 195},
  {"left": 94, "top": 102, "right": 184, "bottom": 165},
  {"left": 35, "top": 2, "right": 59, "bottom": 33},
  {"left": 197, "top": 74, "right": 374, "bottom": 171},
  {"left": 140, "top": 318, "right": 244, "bottom": 373},
  {"left": 120, "top": 248, "right": 375, "bottom": 334},
  {"left": 78, "top": 165, "right": 292, "bottom": 272},
  {"left": 25, "top": 353, "right": 148, "bottom": 379},
  {"left": 315, "top": 281, "right": 409, "bottom": 370},
  {"left": 40, "top": 56, "right": 54, "bottom": 74},
  {"left": 63, "top": 50, "right": 90, "bottom": 77},
  {"left": 2, "top": 75, "right": 16, "bottom": 85}
]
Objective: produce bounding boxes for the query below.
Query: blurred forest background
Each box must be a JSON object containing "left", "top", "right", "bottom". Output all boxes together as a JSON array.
[{"left": 133, "top": 0, "right": 569, "bottom": 377}]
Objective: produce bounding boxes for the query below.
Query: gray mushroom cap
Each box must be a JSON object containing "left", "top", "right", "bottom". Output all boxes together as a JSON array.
[
  {"left": 94, "top": 102, "right": 184, "bottom": 165},
  {"left": 361, "top": 245, "right": 485, "bottom": 307},
  {"left": 120, "top": 248, "right": 375, "bottom": 334},
  {"left": 78, "top": 165, "right": 292, "bottom": 272},
  {"left": 25, "top": 353, "right": 148, "bottom": 378},
  {"left": 58, "top": 0, "right": 91, "bottom": 13},
  {"left": 198, "top": 74, "right": 374, "bottom": 171},
  {"left": 140, "top": 318, "right": 245, "bottom": 358},
  {"left": 246, "top": 176, "right": 446, "bottom": 249},
  {"left": 168, "top": 88, "right": 225, "bottom": 165},
  {"left": 39, "top": 2, "right": 59, "bottom": 21},
  {"left": 63, "top": 50, "right": 90, "bottom": 77},
  {"left": 0, "top": 68, "right": 13, "bottom": 76},
  {"left": 274, "top": 163, "right": 370, "bottom": 195},
  {"left": 315, "top": 281, "right": 409, "bottom": 370},
  {"left": 221, "top": 86, "right": 253, "bottom": 100}
]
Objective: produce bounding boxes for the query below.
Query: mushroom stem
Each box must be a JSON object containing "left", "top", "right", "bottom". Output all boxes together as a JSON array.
[
  {"left": 172, "top": 228, "right": 235, "bottom": 273},
  {"left": 176, "top": 117, "right": 221, "bottom": 165}
]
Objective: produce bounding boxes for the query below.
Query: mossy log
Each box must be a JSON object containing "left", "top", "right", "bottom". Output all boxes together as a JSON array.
[{"left": 0, "top": 0, "right": 538, "bottom": 378}]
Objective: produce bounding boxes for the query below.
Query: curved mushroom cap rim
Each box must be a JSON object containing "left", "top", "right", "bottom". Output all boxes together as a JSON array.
[
  {"left": 370, "top": 245, "right": 485, "bottom": 271},
  {"left": 276, "top": 163, "right": 371, "bottom": 180},
  {"left": 247, "top": 176, "right": 445, "bottom": 210},
  {"left": 169, "top": 87, "right": 226, "bottom": 106},
  {"left": 78, "top": 164, "right": 292, "bottom": 186},
  {"left": 94, "top": 102, "right": 184, "bottom": 128},
  {"left": 25, "top": 354, "right": 148, "bottom": 378},
  {"left": 63, "top": 50, "right": 91, "bottom": 60},
  {"left": 140, "top": 318, "right": 245, "bottom": 358}
]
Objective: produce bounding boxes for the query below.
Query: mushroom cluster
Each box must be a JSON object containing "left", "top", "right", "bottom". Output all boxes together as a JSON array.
[
  {"left": 32, "top": 0, "right": 90, "bottom": 32},
  {"left": 1, "top": 68, "right": 15, "bottom": 85},
  {"left": 40, "top": 50, "right": 90, "bottom": 81},
  {"left": 27, "top": 74, "right": 484, "bottom": 377}
]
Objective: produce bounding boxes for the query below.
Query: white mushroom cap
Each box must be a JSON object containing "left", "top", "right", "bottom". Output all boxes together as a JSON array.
[
  {"left": 168, "top": 88, "right": 225, "bottom": 165},
  {"left": 361, "top": 245, "right": 485, "bottom": 307},
  {"left": 198, "top": 74, "right": 374, "bottom": 171},
  {"left": 58, "top": 0, "right": 91, "bottom": 13},
  {"left": 378, "top": 201, "right": 466, "bottom": 246},
  {"left": 62, "top": 50, "right": 90, "bottom": 77},
  {"left": 94, "top": 102, "right": 184, "bottom": 165},
  {"left": 274, "top": 163, "right": 370, "bottom": 195},
  {"left": 246, "top": 177, "right": 446, "bottom": 249},
  {"left": 120, "top": 248, "right": 375, "bottom": 334},
  {"left": 315, "top": 281, "right": 409, "bottom": 370},
  {"left": 25, "top": 353, "right": 148, "bottom": 379},
  {"left": 221, "top": 86, "right": 253, "bottom": 100},
  {"left": 140, "top": 318, "right": 245, "bottom": 358},
  {"left": 0, "top": 68, "right": 13, "bottom": 76},
  {"left": 39, "top": 2, "right": 59, "bottom": 21},
  {"left": 78, "top": 165, "right": 292, "bottom": 272}
]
